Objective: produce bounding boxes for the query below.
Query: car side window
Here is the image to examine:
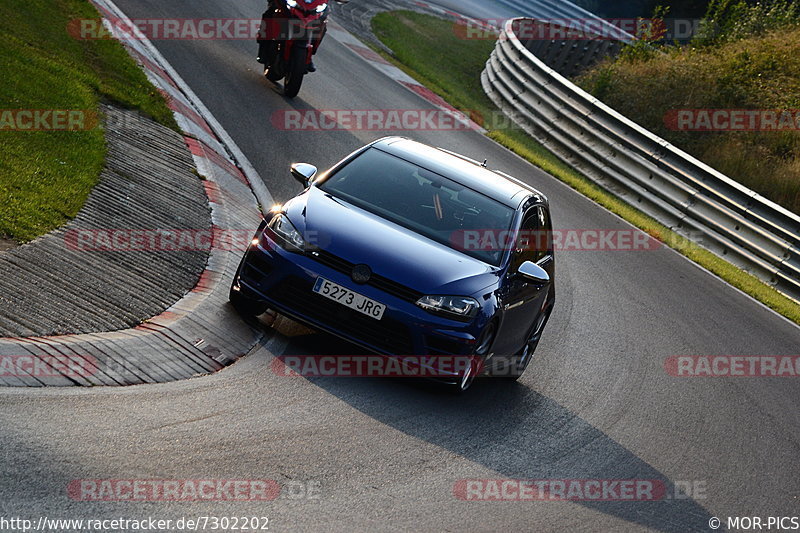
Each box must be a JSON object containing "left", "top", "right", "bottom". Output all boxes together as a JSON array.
[
  {"left": 510, "top": 209, "right": 538, "bottom": 272},
  {"left": 510, "top": 205, "right": 552, "bottom": 272},
  {"left": 535, "top": 205, "right": 553, "bottom": 262}
]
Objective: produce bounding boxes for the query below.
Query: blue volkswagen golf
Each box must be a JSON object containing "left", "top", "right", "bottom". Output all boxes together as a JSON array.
[{"left": 230, "top": 137, "right": 555, "bottom": 391}]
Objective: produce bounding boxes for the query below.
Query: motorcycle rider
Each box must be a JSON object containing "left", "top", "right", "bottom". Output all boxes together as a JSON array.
[{"left": 256, "top": 0, "right": 328, "bottom": 72}]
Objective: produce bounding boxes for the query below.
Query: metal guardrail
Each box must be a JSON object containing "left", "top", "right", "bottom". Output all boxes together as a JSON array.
[
  {"left": 511, "top": 19, "right": 626, "bottom": 78},
  {"left": 482, "top": 18, "right": 800, "bottom": 302}
]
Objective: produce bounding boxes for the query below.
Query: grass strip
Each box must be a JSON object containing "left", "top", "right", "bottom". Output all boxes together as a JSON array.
[{"left": 0, "top": 0, "right": 178, "bottom": 243}]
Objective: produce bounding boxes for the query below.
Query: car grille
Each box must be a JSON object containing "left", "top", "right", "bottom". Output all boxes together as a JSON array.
[
  {"left": 309, "top": 250, "right": 423, "bottom": 303},
  {"left": 269, "top": 276, "right": 415, "bottom": 355}
]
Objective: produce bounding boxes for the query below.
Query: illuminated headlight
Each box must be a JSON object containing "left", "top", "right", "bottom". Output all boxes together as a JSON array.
[
  {"left": 286, "top": 0, "right": 299, "bottom": 8},
  {"left": 268, "top": 213, "right": 305, "bottom": 251},
  {"left": 416, "top": 295, "right": 480, "bottom": 320},
  {"left": 315, "top": 3, "right": 328, "bottom": 13}
]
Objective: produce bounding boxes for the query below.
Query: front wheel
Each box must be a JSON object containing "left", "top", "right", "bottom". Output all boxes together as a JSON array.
[
  {"left": 503, "top": 307, "right": 551, "bottom": 381},
  {"left": 503, "top": 338, "right": 537, "bottom": 381},
  {"left": 283, "top": 45, "right": 308, "bottom": 98},
  {"left": 229, "top": 256, "right": 268, "bottom": 317},
  {"left": 451, "top": 322, "right": 496, "bottom": 393}
]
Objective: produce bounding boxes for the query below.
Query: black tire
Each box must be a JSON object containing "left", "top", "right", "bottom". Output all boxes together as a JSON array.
[
  {"left": 503, "top": 307, "right": 551, "bottom": 381},
  {"left": 451, "top": 322, "right": 496, "bottom": 393},
  {"left": 229, "top": 254, "right": 268, "bottom": 317},
  {"left": 265, "top": 67, "right": 282, "bottom": 82},
  {"left": 283, "top": 45, "right": 307, "bottom": 98},
  {"left": 502, "top": 339, "right": 538, "bottom": 381}
]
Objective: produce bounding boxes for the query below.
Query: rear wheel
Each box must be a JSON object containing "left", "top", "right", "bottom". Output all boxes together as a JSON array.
[{"left": 283, "top": 45, "right": 308, "bottom": 98}]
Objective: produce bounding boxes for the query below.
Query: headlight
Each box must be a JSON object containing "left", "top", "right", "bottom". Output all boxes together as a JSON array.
[
  {"left": 268, "top": 213, "right": 305, "bottom": 251},
  {"left": 416, "top": 295, "right": 480, "bottom": 320},
  {"left": 286, "top": 0, "right": 299, "bottom": 8},
  {"left": 315, "top": 3, "right": 328, "bottom": 13}
]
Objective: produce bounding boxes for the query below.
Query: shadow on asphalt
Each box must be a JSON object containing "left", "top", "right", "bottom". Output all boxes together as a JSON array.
[{"left": 273, "top": 327, "right": 716, "bottom": 533}]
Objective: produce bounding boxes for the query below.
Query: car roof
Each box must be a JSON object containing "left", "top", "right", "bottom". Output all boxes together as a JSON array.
[{"left": 372, "top": 137, "right": 545, "bottom": 209}]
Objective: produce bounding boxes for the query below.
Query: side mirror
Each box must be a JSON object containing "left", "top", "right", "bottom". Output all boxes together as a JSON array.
[
  {"left": 517, "top": 261, "right": 550, "bottom": 284},
  {"left": 291, "top": 163, "right": 318, "bottom": 186}
]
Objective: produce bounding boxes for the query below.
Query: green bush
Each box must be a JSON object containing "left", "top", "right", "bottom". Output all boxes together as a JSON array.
[
  {"left": 578, "top": 23, "right": 800, "bottom": 214},
  {"left": 694, "top": 0, "right": 800, "bottom": 45}
]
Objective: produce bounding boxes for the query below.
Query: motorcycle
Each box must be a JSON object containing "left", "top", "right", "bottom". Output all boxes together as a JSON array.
[{"left": 257, "top": 0, "right": 348, "bottom": 98}]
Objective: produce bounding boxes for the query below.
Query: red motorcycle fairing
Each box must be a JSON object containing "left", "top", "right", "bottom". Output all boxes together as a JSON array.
[
  {"left": 258, "top": 0, "right": 331, "bottom": 97},
  {"left": 261, "top": 0, "right": 329, "bottom": 62}
]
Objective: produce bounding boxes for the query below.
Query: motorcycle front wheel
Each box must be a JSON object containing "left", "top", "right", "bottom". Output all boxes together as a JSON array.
[{"left": 283, "top": 45, "right": 308, "bottom": 98}]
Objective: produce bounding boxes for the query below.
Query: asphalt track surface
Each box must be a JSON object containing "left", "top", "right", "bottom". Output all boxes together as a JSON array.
[{"left": 0, "top": 1, "right": 798, "bottom": 531}]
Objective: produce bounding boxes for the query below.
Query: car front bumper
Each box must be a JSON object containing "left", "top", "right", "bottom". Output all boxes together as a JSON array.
[{"left": 233, "top": 235, "right": 489, "bottom": 381}]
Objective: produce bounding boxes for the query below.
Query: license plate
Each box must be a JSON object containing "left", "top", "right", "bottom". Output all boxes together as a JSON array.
[{"left": 312, "top": 277, "right": 386, "bottom": 320}]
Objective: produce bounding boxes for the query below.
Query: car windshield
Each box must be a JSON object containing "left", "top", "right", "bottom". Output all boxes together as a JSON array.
[{"left": 318, "top": 148, "right": 515, "bottom": 266}]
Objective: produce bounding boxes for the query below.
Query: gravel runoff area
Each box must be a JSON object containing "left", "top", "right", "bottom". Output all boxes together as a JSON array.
[{"left": 0, "top": 105, "right": 211, "bottom": 337}]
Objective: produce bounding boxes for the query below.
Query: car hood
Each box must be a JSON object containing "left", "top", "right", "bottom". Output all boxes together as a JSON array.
[{"left": 285, "top": 187, "right": 501, "bottom": 296}]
